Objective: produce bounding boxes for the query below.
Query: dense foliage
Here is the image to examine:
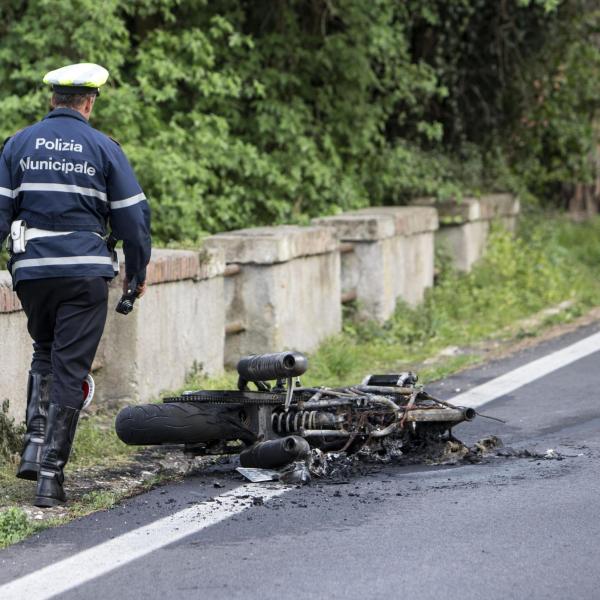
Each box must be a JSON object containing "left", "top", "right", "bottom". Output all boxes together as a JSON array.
[{"left": 0, "top": 1, "right": 598, "bottom": 241}]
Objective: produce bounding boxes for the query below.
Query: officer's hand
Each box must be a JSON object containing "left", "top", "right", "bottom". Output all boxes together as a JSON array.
[{"left": 122, "top": 278, "right": 147, "bottom": 298}]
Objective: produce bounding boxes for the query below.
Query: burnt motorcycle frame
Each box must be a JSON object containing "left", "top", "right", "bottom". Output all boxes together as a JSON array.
[{"left": 115, "top": 351, "right": 477, "bottom": 469}]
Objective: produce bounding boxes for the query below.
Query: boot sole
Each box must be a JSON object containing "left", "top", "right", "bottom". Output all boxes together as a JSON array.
[
  {"left": 16, "top": 463, "right": 39, "bottom": 481},
  {"left": 34, "top": 496, "right": 65, "bottom": 508}
]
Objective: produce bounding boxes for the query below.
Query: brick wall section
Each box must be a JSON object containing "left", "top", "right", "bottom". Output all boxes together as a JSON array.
[
  {"left": 142, "top": 247, "right": 225, "bottom": 284},
  {"left": 0, "top": 247, "right": 225, "bottom": 314}
]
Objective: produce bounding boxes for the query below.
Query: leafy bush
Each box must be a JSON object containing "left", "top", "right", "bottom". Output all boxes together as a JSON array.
[
  {"left": 0, "top": 1, "right": 597, "bottom": 242},
  {"left": 0, "top": 508, "right": 34, "bottom": 548},
  {"left": 0, "top": 400, "right": 24, "bottom": 465}
]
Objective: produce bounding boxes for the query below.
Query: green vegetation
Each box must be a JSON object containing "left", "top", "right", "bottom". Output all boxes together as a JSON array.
[
  {"left": 69, "top": 413, "right": 136, "bottom": 469},
  {"left": 0, "top": 400, "right": 24, "bottom": 463},
  {"left": 0, "top": 2, "right": 598, "bottom": 241},
  {"left": 0, "top": 508, "right": 38, "bottom": 548},
  {"left": 305, "top": 215, "right": 600, "bottom": 385}
]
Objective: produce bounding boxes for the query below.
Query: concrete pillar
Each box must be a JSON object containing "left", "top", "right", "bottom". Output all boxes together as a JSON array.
[
  {"left": 353, "top": 206, "right": 438, "bottom": 307},
  {"left": 415, "top": 194, "right": 520, "bottom": 272},
  {"left": 204, "top": 225, "right": 341, "bottom": 366},
  {"left": 0, "top": 273, "right": 30, "bottom": 421},
  {"left": 312, "top": 213, "right": 398, "bottom": 322}
]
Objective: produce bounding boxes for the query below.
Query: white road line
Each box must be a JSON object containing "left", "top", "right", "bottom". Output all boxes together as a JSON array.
[
  {"left": 0, "top": 483, "right": 288, "bottom": 600},
  {"left": 451, "top": 329, "right": 600, "bottom": 408},
  {"left": 3, "top": 329, "right": 600, "bottom": 599}
]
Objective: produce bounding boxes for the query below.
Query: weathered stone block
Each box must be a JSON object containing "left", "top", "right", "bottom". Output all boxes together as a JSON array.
[
  {"left": 0, "top": 273, "right": 30, "bottom": 421},
  {"left": 414, "top": 194, "right": 519, "bottom": 271},
  {"left": 354, "top": 205, "right": 439, "bottom": 236},
  {"left": 313, "top": 214, "right": 396, "bottom": 241},
  {"left": 342, "top": 206, "right": 438, "bottom": 310},
  {"left": 208, "top": 225, "right": 338, "bottom": 264},
  {"left": 436, "top": 220, "right": 489, "bottom": 272},
  {"left": 313, "top": 213, "right": 397, "bottom": 321},
  {"left": 205, "top": 226, "right": 341, "bottom": 365}
]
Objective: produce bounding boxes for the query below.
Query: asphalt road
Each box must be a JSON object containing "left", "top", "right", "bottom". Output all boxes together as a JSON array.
[{"left": 1, "top": 322, "right": 600, "bottom": 600}]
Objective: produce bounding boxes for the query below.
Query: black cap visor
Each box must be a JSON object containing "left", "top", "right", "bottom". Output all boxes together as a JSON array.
[{"left": 52, "top": 84, "right": 100, "bottom": 96}]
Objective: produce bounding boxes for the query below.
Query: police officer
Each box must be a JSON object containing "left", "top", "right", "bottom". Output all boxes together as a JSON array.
[{"left": 0, "top": 63, "right": 151, "bottom": 507}]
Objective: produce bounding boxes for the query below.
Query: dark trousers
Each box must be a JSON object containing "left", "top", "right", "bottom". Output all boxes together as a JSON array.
[{"left": 16, "top": 277, "right": 109, "bottom": 410}]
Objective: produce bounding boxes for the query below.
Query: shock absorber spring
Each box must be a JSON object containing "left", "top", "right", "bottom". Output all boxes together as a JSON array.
[{"left": 272, "top": 410, "right": 342, "bottom": 434}]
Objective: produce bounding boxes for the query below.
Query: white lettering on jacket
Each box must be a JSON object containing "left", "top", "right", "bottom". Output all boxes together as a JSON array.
[
  {"left": 34, "top": 138, "right": 83, "bottom": 152},
  {"left": 19, "top": 157, "right": 96, "bottom": 176}
]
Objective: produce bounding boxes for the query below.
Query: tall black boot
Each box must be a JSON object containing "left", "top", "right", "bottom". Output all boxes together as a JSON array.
[
  {"left": 16, "top": 371, "right": 52, "bottom": 481},
  {"left": 34, "top": 403, "right": 80, "bottom": 508}
]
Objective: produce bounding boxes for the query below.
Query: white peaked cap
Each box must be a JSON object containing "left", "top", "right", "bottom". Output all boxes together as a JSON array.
[{"left": 43, "top": 63, "right": 109, "bottom": 93}]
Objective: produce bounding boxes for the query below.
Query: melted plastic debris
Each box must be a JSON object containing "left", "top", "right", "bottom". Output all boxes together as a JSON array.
[
  {"left": 237, "top": 436, "right": 576, "bottom": 486},
  {"left": 279, "top": 461, "right": 311, "bottom": 484},
  {"left": 236, "top": 467, "right": 279, "bottom": 482}
]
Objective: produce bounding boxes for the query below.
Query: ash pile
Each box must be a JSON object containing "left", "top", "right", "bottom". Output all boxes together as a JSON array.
[{"left": 236, "top": 434, "right": 571, "bottom": 486}]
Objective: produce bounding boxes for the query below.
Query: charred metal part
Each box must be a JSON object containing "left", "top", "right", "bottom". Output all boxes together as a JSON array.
[
  {"left": 301, "top": 429, "right": 352, "bottom": 438},
  {"left": 355, "top": 384, "right": 418, "bottom": 395},
  {"left": 278, "top": 461, "right": 311, "bottom": 484},
  {"left": 239, "top": 435, "right": 310, "bottom": 469},
  {"left": 361, "top": 372, "right": 418, "bottom": 387},
  {"left": 302, "top": 399, "right": 353, "bottom": 409},
  {"left": 403, "top": 407, "right": 476, "bottom": 423},
  {"left": 237, "top": 351, "right": 308, "bottom": 383},
  {"left": 164, "top": 390, "right": 286, "bottom": 405},
  {"left": 295, "top": 387, "right": 359, "bottom": 398},
  {"left": 284, "top": 378, "right": 294, "bottom": 412},
  {"left": 399, "top": 390, "right": 419, "bottom": 429},
  {"left": 272, "top": 410, "right": 342, "bottom": 434},
  {"left": 118, "top": 352, "right": 481, "bottom": 468},
  {"left": 308, "top": 391, "right": 322, "bottom": 403},
  {"left": 353, "top": 393, "right": 399, "bottom": 413},
  {"left": 369, "top": 422, "right": 399, "bottom": 438}
]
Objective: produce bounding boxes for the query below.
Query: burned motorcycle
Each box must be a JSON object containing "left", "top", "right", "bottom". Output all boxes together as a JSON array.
[{"left": 115, "top": 351, "right": 476, "bottom": 474}]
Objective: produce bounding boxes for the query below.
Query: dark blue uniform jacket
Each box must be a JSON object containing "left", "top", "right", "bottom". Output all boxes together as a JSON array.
[{"left": 0, "top": 108, "right": 151, "bottom": 286}]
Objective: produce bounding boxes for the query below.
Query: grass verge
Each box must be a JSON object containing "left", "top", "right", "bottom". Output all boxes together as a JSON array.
[{"left": 2, "top": 213, "right": 600, "bottom": 547}]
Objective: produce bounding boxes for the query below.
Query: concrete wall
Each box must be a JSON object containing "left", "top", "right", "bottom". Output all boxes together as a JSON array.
[
  {"left": 0, "top": 273, "right": 31, "bottom": 421},
  {"left": 415, "top": 194, "right": 520, "bottom": 272},
  {"left": 0, "top": 194, "right": 519, "bottom": 421},
  {"left": 204, "top": 225, "right": 341, "bottom": 366},
  {"left": 0, "top": 248, "right": 226, "bottom": 421},
  {"left": 313, "top": 206, "right": 438, "bottom": 322}
]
